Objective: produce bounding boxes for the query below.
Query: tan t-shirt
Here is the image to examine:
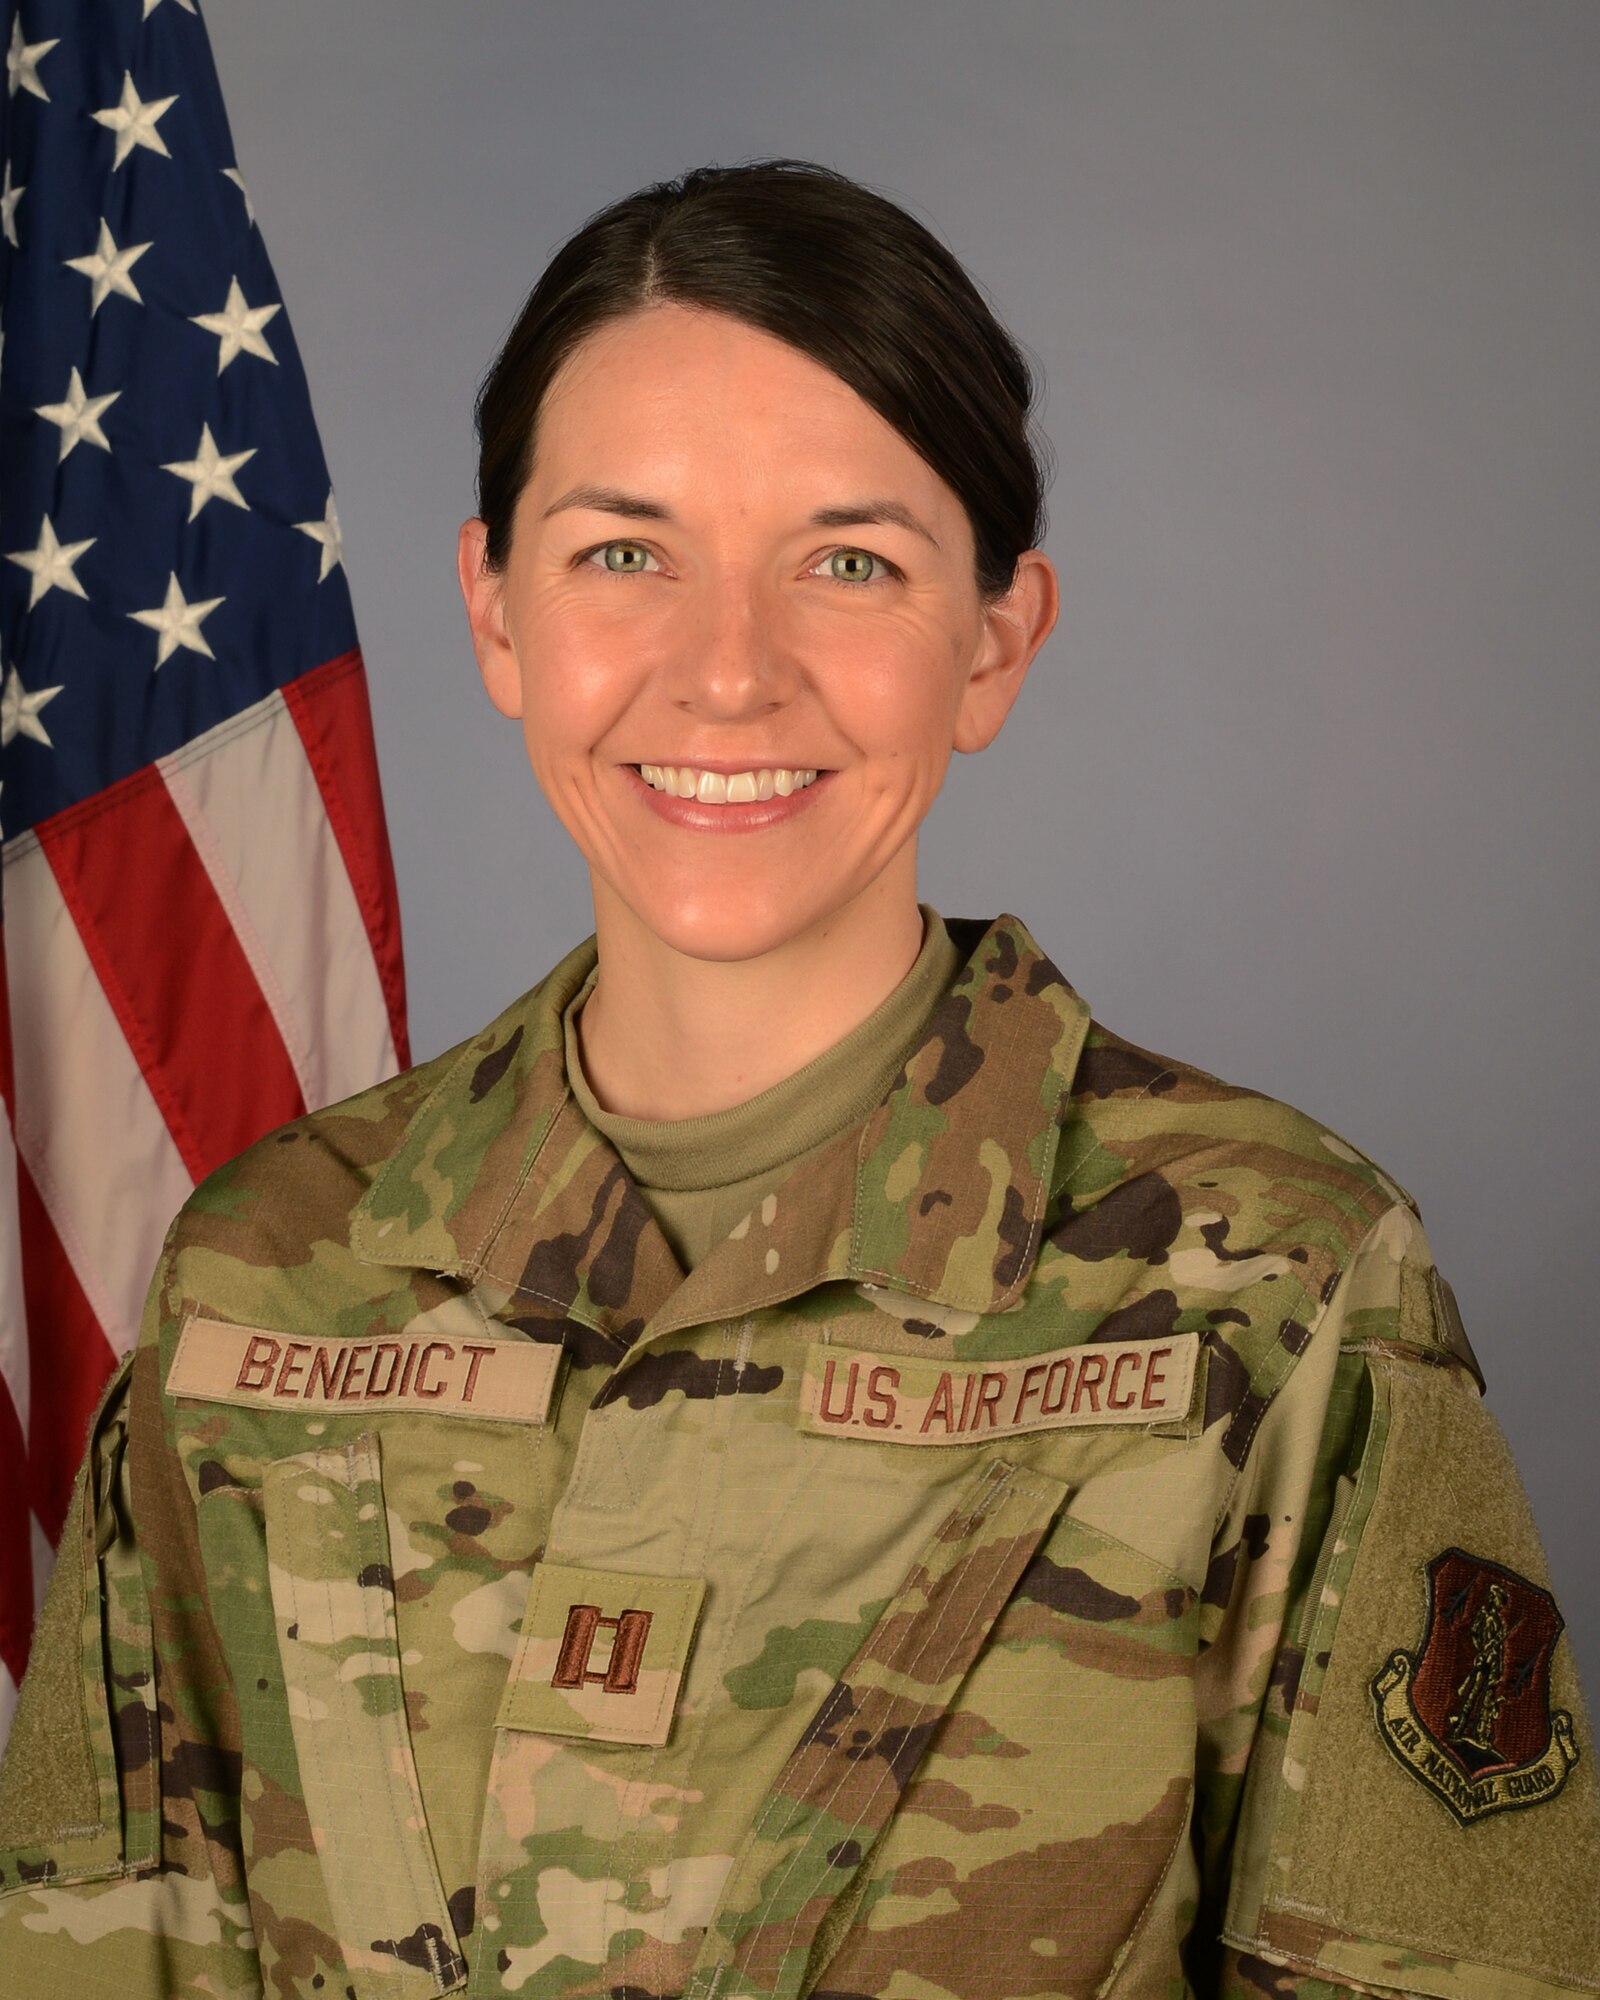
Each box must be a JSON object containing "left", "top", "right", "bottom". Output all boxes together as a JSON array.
[{"left": 561, "top": 906, "right": 962, "bottom": 1270}]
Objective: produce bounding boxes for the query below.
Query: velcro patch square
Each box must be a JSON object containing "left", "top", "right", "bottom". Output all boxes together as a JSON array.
[{"left": 497, "top": 1563, "right": 707, "bottom": 1748}]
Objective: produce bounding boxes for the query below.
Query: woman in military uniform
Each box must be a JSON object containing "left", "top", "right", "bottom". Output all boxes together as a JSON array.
[{"left": 0, "top": 159, "right": 1595, "bottom": 2000}]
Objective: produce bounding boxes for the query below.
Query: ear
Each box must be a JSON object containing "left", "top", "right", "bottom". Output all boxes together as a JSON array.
[
  {"left": 457, "top": 517, "right": 523, "bottom": 719},
  {"left": 952, "top": 549, "right": 1059, "bottom": 754}
]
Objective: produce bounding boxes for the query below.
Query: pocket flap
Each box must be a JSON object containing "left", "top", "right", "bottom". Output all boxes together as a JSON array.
[{"left": 265, "top": 1435, "right": 466, "bottom": 1997}]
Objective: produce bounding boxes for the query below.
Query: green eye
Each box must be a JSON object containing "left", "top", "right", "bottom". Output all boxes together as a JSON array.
[
  {"left": 827, "top": 549, "right": 881, "bottom": 583},
  {"left": 597, "top": 541, "right": 654, "bottom": 573}
]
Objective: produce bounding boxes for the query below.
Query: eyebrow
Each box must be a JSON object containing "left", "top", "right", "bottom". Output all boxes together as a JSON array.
[
  {"left": 543, "top": 484, "right": 672, "bottom": 523},
  {"left": 809, "top": 500, "right": 940, "bottom": 549},
  {"left": 543, "top": 484, "right": 940, "bottom": 548}
]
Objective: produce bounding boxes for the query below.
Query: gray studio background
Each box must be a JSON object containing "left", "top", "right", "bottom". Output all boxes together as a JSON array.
[{"left": 202, "top": 0, "right": 1600, "bottom": 1696}]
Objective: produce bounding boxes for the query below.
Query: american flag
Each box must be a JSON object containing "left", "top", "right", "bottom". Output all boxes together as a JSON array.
[{"left": 0, "top": 0, "right": 409, "bottom": 1735}]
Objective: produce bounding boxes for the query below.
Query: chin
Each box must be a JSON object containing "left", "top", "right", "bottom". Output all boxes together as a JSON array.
[{"left": 620, "top": 880, "right": 834, "bottom": 965}]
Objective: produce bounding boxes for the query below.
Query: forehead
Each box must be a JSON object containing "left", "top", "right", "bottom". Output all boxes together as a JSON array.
[{"left": 530, "top": 303, "right": 946, "bottom": 501}]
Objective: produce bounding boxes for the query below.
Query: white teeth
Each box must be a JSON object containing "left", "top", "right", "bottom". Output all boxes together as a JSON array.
[{"left": 636, "top": 764, "right": 820, "bottom": 802}]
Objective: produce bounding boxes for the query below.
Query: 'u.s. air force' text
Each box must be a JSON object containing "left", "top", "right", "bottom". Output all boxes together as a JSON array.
[{"left": 798, "top": 1331, "right": 1199, "bottom": 1445}]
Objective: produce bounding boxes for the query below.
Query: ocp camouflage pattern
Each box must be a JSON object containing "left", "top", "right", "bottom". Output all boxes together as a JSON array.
[{"left": 1, "top": 913, "right": 1596, "bottom": 1998}]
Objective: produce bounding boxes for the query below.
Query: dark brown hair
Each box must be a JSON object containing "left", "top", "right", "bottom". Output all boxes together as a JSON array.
[{"left": 474, "top": 159, "right": 1049, "bottom": 598}]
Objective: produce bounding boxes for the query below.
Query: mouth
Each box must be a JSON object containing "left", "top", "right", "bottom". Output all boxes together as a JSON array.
[{"left": 631, "top": 763, "right": 823, "bottom": 804}]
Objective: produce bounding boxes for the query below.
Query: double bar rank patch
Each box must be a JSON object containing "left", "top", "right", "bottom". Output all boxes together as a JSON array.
[
  {"left": 498, "top": 1563, "right": 707, "bottom": 1747},
  {"left": 1372, "top": 1548, "right": 1579, "bottom": 1823},
  {"left": 167, "top": 1313, "right": 560, "bottom": 1424},
  {"left": 799, "top": 1330, "right": 1199, "bottom": 1445}
]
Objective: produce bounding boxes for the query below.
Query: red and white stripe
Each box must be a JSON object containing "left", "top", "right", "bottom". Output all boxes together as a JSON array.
[{"left": 0, "top": 650, "right": 407, "bottom": 1735}]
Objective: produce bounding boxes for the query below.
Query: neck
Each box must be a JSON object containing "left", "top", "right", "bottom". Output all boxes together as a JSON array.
[{"left": 577, "top": 864, "right": 926, "bottom": 1121}]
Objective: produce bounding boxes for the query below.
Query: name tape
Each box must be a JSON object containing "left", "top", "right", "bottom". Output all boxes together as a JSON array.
[
  {"left": 167, "top": 1314, "right": 559, "bottom": 1424},
  {"left": 799, "top": 1330, "right": 1200, "bottom": 1446}
]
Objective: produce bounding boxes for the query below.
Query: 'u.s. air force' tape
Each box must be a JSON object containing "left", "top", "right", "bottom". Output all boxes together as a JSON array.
[
  {"left": 798, "top": 1330, "right": 1200, "bottom": 1445},
  {"left": 167, "top": 1313, "right": 559, "bottom": 1423}
]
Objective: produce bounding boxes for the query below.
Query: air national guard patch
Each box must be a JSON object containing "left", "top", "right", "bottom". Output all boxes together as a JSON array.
[{"left": 1372, "top": 1548, "right": 1580, "bottom": 1824}]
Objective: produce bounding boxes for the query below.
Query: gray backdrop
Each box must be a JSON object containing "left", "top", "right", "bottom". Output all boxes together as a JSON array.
[{"left": 202, "top": 0, "right": 1600, "bottom": 1697}]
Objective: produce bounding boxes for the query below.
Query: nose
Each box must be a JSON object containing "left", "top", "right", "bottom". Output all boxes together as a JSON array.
[{"left": 665, "top": 567, "right": 796, "bottom": 720}]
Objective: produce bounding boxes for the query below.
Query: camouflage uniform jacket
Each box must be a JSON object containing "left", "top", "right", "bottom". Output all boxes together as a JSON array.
[{"left": 1, "top": 912, "right": 1596, "bottom": 2000}]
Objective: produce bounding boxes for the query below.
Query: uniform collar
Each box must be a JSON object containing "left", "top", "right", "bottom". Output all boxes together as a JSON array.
[{"left": 351, "top": 913, "right": 1091, "bottom": 1347}]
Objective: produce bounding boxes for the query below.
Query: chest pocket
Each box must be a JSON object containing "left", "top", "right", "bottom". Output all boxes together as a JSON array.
[
  {"left": 687, "top": 1457, "right": 1069, "bottom": 2000},
  {"left": 818, "top": 1509, "right": 1198, "bottom": 2000},
  {"left": 263, "top": 1435, "right": 467, "bottom": 1998}
]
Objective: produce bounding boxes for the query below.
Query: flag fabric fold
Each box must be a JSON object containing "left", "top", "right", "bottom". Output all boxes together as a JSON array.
[{"left": 0, "top": 0, "right": 410, "bottom": 1736}]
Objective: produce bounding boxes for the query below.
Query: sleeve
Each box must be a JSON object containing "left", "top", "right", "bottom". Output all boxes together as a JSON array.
[
  {"left": 1210, "top": 1204, "right": 1600, "bottom": 2000},
  {"left": 0, "top": 1240, "right": 261, "bottom": 1998}
]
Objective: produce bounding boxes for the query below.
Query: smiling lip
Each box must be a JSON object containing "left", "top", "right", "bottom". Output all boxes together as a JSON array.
[
  {"left": 633, "top": 758, "right": 827, "bottom": 775},
  {"left": 621, "top": 762, "right": 835, "bottom": 832}
]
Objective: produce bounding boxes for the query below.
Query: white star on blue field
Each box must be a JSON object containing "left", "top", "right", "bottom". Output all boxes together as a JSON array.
[{"left": 0, "top": 0, "right": 358, "bottom": 840}]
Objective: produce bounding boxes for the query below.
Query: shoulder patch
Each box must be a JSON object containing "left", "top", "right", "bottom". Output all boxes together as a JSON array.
[{"left": 1372, "top": 1549, "right": 1579, "bottom": 1824}]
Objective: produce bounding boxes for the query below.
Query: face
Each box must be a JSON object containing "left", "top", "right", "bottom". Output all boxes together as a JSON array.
[{"left": 458, "top": 302, "right": 1057, "bottom": 965}]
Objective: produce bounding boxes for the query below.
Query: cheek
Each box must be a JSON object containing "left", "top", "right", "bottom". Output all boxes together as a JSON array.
[
  {"left": 512, "top": 600, "right": 645, "bottom": 748},
  {"left": 815, "top": 625, "right": 966, "bottom": 761}
]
